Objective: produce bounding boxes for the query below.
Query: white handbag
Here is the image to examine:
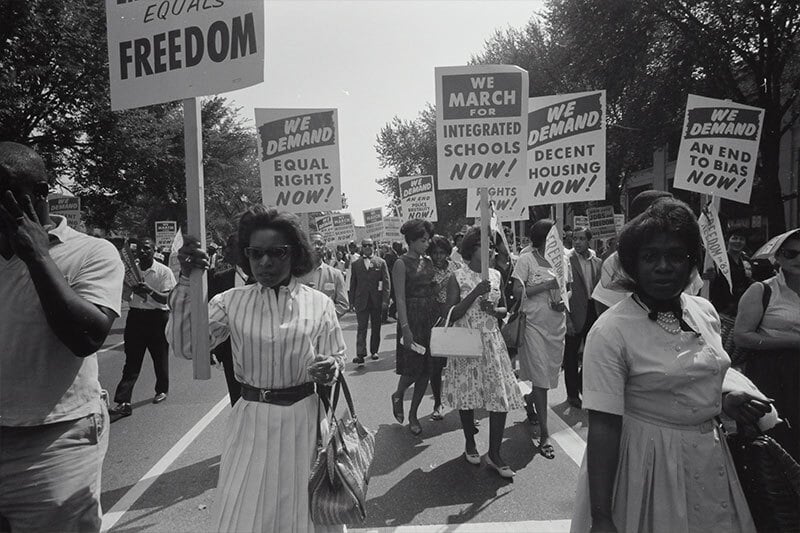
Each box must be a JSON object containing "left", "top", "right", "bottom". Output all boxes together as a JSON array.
[{"left": 429, "top": 306, "right": 483, "bottom": 358}]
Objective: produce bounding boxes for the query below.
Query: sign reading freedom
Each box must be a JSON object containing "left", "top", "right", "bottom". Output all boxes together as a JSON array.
[{"left": 106, "top": 0, "right": 265, "bottom": 111}]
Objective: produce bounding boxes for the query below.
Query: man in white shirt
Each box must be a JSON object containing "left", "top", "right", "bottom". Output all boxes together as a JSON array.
[
  {"left": 298, "top": 232, "right": 349, "bottom": 317},
  {"left": 109, "top": 237, "right": 176, "bottom": 417}
]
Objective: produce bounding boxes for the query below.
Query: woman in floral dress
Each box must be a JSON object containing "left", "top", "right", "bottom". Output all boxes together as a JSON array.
[{"left": 443, "top": 227, "right": 523, "bottom": 478}]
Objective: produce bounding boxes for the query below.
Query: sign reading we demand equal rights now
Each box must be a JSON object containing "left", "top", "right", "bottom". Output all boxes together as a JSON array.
[
  {"left": 528, "top": 90, "right": 606, "bottom": 205},
  {"left": 255, "top": 109, "right": 342, "bottom": 213},
  {"left": 674, "top": 95, "right": 764, "bottom": 204},
  {"left": 436, "top": 66, "right": 529, "bottom": 190},
  {"left": 398, "top": 175, "right": 438, "bottom": 221},
  {"left": 106, "top": 1, "right": 265, "bottom": 111}
]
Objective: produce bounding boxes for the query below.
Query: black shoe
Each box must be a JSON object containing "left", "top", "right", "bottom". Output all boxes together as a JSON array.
[
  {"left": 370, "top": 353, "right": 379, "bottom": 360},
  {"left": 567, "top": 397, "right": 583, "bottom": 409},
  {"left": 153, "top": 392, "right": 168, "bottom": 404},
  {"left": 109, "top": 403, "right": 132, "bottom": 419},
  {"left": 352, "top": 356, "right": 365, "bottom": 367}
]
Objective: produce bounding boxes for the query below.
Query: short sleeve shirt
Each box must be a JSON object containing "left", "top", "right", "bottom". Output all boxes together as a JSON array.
[
  {"left": 129, "top": 260, "right": 176, "bottom": 311},
  {"left": 0, "top": 216, "right": 124, "bottom": 426}
]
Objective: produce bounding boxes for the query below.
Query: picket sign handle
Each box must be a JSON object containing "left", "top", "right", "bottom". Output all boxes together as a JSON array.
[
  {"left": 700, "top": 194, "right": 720, "bottom": 300},
  {"left": 480, "top": 187, "right": 490, "bottom": 281},
  {"left": 184, "top": 97, "right": 210, "bottom": 380}
]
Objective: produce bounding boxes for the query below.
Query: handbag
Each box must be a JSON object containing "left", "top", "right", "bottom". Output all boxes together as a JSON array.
[
  {"left": 309, "top": 376, "right": 375, "bottom": 526},
  {"left": 725, "top": 424, "right": 800, "bottom": 532},
  {"left": 501, "top": 302, "right": 525, "bottom": 356},
  {"left": 429, "top": 306, "right": 483, "bottom": 358},
  {"left": 718, "top": 282, "right": 771, "bottom": 369}
]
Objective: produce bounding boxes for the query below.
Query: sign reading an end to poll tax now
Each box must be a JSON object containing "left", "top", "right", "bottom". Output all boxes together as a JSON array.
[
  {"left": 527, "top": 90, "right": 606, "bottom": 205},
  {"left": 674, "top": 95, "right": 764, "bottom": 204},
  {"left": 436, "top": 65, "right": 529, "bottom": 190},
  {"left": 106, "top": 1, "right": 265, "bottom": 111},
  {"left": 363, "top": 208, "right": 384, "bottom": 240},
  {"left": 155, "top": 221, "right": 178, "bottom": 249},
  {"left": 399, "top": 175, "right": 437, "bottom": 221},
  {"left": 466, "top": 186, "right": 528, "bottom": 222},
  {"left": 255, "top": 108, "right": 342, "bottom": 213}
]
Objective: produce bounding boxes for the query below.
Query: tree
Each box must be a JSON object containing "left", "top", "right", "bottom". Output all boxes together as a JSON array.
[{"left": 375, "top": 105, "right": 468, "bottom": 236}]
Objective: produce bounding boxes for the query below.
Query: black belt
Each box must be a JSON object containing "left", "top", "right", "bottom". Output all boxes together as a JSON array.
[{"left": 240, "top": 382, "right": 316, "bottom": 406}]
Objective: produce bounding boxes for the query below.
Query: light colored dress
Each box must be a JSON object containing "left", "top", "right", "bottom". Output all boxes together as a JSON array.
[
  {"left": 512, "top": 251, "right": 566, "bottom": 389},
  {"left": 167, "top": 277, "right": 346, "bottom": 533},
  {"left": 442, "top": 268, "right": 523, "bottom": 412},
  {"left": 571, "top": 294, "right": 755, "bottom": 533}
]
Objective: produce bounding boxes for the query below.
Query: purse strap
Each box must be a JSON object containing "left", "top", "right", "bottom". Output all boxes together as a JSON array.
[{"left": 444, "top": 306, "right": 456, "bottom": 329}]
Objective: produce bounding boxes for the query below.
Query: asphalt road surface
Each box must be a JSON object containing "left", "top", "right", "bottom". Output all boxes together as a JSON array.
[{"left": 98, "top": 305, "right": 589, "bottom": 532}]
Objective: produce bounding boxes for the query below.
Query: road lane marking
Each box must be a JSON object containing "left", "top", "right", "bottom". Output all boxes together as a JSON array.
[
  {"left": 98, "top": 341, "right": 124, "bottom": 353},
  {"left": 350, "top": 519, "right": 571, "bottom": 532},
  {"left": 100, "top": 395, "right": 229, "bottom": 532},
  {"left": 518, "top": 382, "right": 585, "bottom": 467}
]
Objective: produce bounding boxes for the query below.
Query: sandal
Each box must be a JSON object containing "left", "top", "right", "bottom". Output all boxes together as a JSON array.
[
  {"left": 391, "top": 393, "right": 404, "bottom": 424},
  {"left": 537, "top": 440, "right": 555, "bottom": 460},
  {"left": 430, "top": 406, "right": 444, "bottom": 421},
  {"left": 409, "top": 418, "right": 422, "bottom": 436}
]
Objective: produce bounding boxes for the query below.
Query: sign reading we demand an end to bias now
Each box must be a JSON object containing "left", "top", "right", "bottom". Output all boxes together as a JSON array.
[
  {"left": 106, "top": 0, "right": 265, "bottom": 111},
  {"left": 674, "top": 95, "right": 764, "bottom": 204},
  {"left": 528, "top": 90, "right": 606, "bottom": 205},
  {"left": 436, "top": 65, "right": 529, "bottom": 190},
  {"left": 398, "top": 175, "right": 437, "bottom": 221},
  {"left": 256, "top": 109, "right": 342, "bottom": 213}
]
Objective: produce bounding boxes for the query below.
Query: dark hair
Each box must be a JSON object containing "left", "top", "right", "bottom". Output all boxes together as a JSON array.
[
  {"left": 428, "top": 234, "right": 452, "bottom": 255},
  {"left": 392, "top": 241, "right": 404, "bottom": 254},
  {"left": 0, "top": 142, "right": 49, "bottom": 195},
  {"left": 617, "top": 198, "right": 702, "bottom": 285},
  {"left": 528, "top": 219, "right": 554, "bottom": 248},
  {"left": 629, "top": 190, "right": 673, "bottom": 218},
  {"left": 237, "top": 205, "right": 314, "bottom": 278},
  {"left": 401, "top": 218, "right": 433, "bottom": 244},
  {"left": 453, "top": 232, "right": 464, "bottom": 244},
  {"left": 727, "top": 227, "right": 749, "bottom": 239},
  {"left": 563, "top": 225, "right": 573, "bottom": 232},
  {"left": 573, "top": 226, "right": 593, "bottom": 241},
  {"left": 459, "top": 227, "right": 482, "bottom": 261}
]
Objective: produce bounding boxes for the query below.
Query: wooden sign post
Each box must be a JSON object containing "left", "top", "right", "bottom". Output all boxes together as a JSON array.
[{"left": 480, "top": 188, "right": 490, "bottom": 280}]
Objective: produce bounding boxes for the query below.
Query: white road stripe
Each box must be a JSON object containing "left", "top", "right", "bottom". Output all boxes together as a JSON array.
[
  {"left": 350, "top": 519, "right": 571, "bottom": 532},
  {"left": 98, "top": 341, "right": 124, "bottom": 353},
  {"left": 100, "top": 396, "right": 229, "bottom": 532}
]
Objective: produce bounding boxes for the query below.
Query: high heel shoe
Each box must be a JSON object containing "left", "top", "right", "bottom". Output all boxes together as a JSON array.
[
  {"left": 484, "top": 454, "right": 515, "bottom": 478},
  {"left": 463, "top": 451, "right": 481, "bottom": 465},
  {"left": 390, "top": 392, "right": 404, "bottom": 424}
]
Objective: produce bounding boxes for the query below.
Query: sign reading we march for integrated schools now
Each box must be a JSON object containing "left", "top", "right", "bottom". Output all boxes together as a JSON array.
[
  {"left": 255, "top": 109, "right": 342, "bottom": 213},
  {"left": 674, "top": 95, "right": 764, "bottom": 204},
  {"left": 466, "top": 186, "right": 528, "bottom": 222},
  {"left": 363, "top": 208, "right": 384, "bottom": 240},
  {"left": 106, "top": 1, "right": 265, "bottom": 111},
  {"left": 528, "top": 90, "right": 606, "bottom": 205},
  {"left": 399, "top": 175, "right": 437, "bottom": 221},
  {"left": 436, "top": 65, "right": 529, "bottom": 190}
]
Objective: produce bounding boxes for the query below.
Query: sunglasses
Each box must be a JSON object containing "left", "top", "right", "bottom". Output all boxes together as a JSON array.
[
  {"left": 778, "top": 248, "right": 800, "bottom": 260},
  {"left": 244, "top": 246, "right": 292, "bottom": 260}
]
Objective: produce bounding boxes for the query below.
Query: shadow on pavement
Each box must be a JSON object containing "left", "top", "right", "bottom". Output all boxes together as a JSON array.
[
  {"left": 102, "top": 455, "right": 220, "bottom": 532},
  {"left": 551, "top": 400, "right": 588, "bottom": 430}
]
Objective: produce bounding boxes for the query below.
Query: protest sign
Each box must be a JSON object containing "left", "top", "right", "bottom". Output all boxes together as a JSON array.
[
  {"left": 255, "top": 108, "right": 342, "bottom": 213},
  {"left": 573, "top": 215, "right": 589, "bottom": 228},
  {"left": 106, "top": 0, "right": 265, "bottom": 111},
  {"left": 544, "top": 225, "right": 570, "bottom": 311},
  {"left": 315, "top": 214, "right": 335, "bottom": 243},
  {"left": 48, "top": 195, "right": 81, "bottom": 228},
  {"left": 354, "top": 226, "right": 367, "bottom": 243},
  {"left": 587, "top": 206, "right": 616, "bottom": 239},
  {"left": 330, "top": 213, "right": 356, "bottom": 245},
  {"left": 120, "top": 244, "right": 143, "bottom": 287},
  {"left": 435, "top": 65, "right": 529, "bottom": 190},
  {"left": 383, "top": 216, "right": 403, "bottom": 242},
  {"left": 699, "top": 201, "right": 732, "bottom": 293},
  {"left": 168, "top": 229, "right": 184, "bottom": 279},
  {"left": 674, "top": 95, "right": 764, "bottom": 204},
  {"left": 363, "top": 208, "right": 385, "bottom": 240},
  {"left": 527, "top": 91, "right": 606, "bottom": 205},
  {"left": 399, "top": 175, "right": 438, "bottom": 221},
  {"left": 466, "top": 186, "right": 528, "bottom": 221},
  {"left": 155, "top": 221, "right": 178, "bottom": 249}
]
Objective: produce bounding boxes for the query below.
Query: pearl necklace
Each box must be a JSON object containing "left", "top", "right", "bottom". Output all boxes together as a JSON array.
[{"left": 655, "top": 312, "right": 681, "bottom": 335}]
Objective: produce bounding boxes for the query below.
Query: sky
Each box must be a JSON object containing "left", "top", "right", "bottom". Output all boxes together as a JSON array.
[{"left": 227, "top": 0, "right": 545, "bottom": 225}]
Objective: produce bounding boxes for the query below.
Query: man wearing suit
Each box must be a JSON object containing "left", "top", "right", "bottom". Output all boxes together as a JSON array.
[
  {"left": 349, "top": 238, "right": 391, "bottom": 366},
  {"left": 564, "top": 227, "right": 602, "bottom": 408}
]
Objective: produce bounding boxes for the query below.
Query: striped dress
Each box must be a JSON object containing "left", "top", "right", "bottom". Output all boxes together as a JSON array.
[{"left": 167, "top": 277, "right": 346, "bottom": 533}]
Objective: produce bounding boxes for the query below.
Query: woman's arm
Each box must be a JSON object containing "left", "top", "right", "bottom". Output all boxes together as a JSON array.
[
  {"left": 587, "top": 410, "right": 622, "bottom": 533},
  {"left": 447, "top": 275, "right": 490, "bottom": 322},
  {"left": 392, "top": 259, "right": 412, "bottom": 346},
  {"left": 734, "top": 283, "right": 800, "bottom": 350}
]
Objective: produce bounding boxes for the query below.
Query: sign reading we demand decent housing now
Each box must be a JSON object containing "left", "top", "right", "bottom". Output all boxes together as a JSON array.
[
  {"left": 255, "top": 109, "right": 342, "bottom": 213},
  {"left": 528, "top": 90, "right": 606, "bottom": 205},
  {"left": 106, "top": 1, "right": 265, "bottom": 111},
  {"left": 674, "top": 95, "right": 764, "bottom": 204},
  {"left": 436, "top": 66, "right": 529, "bottom": 190}
]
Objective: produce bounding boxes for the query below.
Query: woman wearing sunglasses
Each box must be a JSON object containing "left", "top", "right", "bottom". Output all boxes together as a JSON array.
[
  {"left": 734, "top": 228, "right": 800, "bottom": 462},
  {"left": 167, "top": 205, "right": 346, "bottom": 533}
]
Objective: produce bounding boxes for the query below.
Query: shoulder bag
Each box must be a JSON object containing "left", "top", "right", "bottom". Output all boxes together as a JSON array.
[
  {"left": 429, "top": 306, "right": 483, "bottom": 358},
  {"left": 501, "top": 300, "right": 525, "bottom": 357},
  {"left": 719, "top": 281, "right": 771, "bottom": 369},
  {"left": 309, "top": 376, "right": 376, "bottom": 525}
]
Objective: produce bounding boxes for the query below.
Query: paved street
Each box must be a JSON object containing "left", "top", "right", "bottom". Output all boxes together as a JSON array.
[{"left": 98, "top": 306, "right": 588, "bottom": 532}]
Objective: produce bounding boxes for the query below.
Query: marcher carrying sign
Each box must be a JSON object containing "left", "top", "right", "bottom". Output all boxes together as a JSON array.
[
  {"left": 673, "top": 95, "right": 764, "bottom": 204},
  {"left": 255, "top": 108, "right": 342, "bottom": 213}
]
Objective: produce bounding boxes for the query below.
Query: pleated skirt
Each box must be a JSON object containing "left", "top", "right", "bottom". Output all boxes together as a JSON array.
[
  {"left": 571, "top": 414, "right": 755, "bottom": 533},
  {"left": 212, "top": 395, "right": 344, "bottom": 533}
]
